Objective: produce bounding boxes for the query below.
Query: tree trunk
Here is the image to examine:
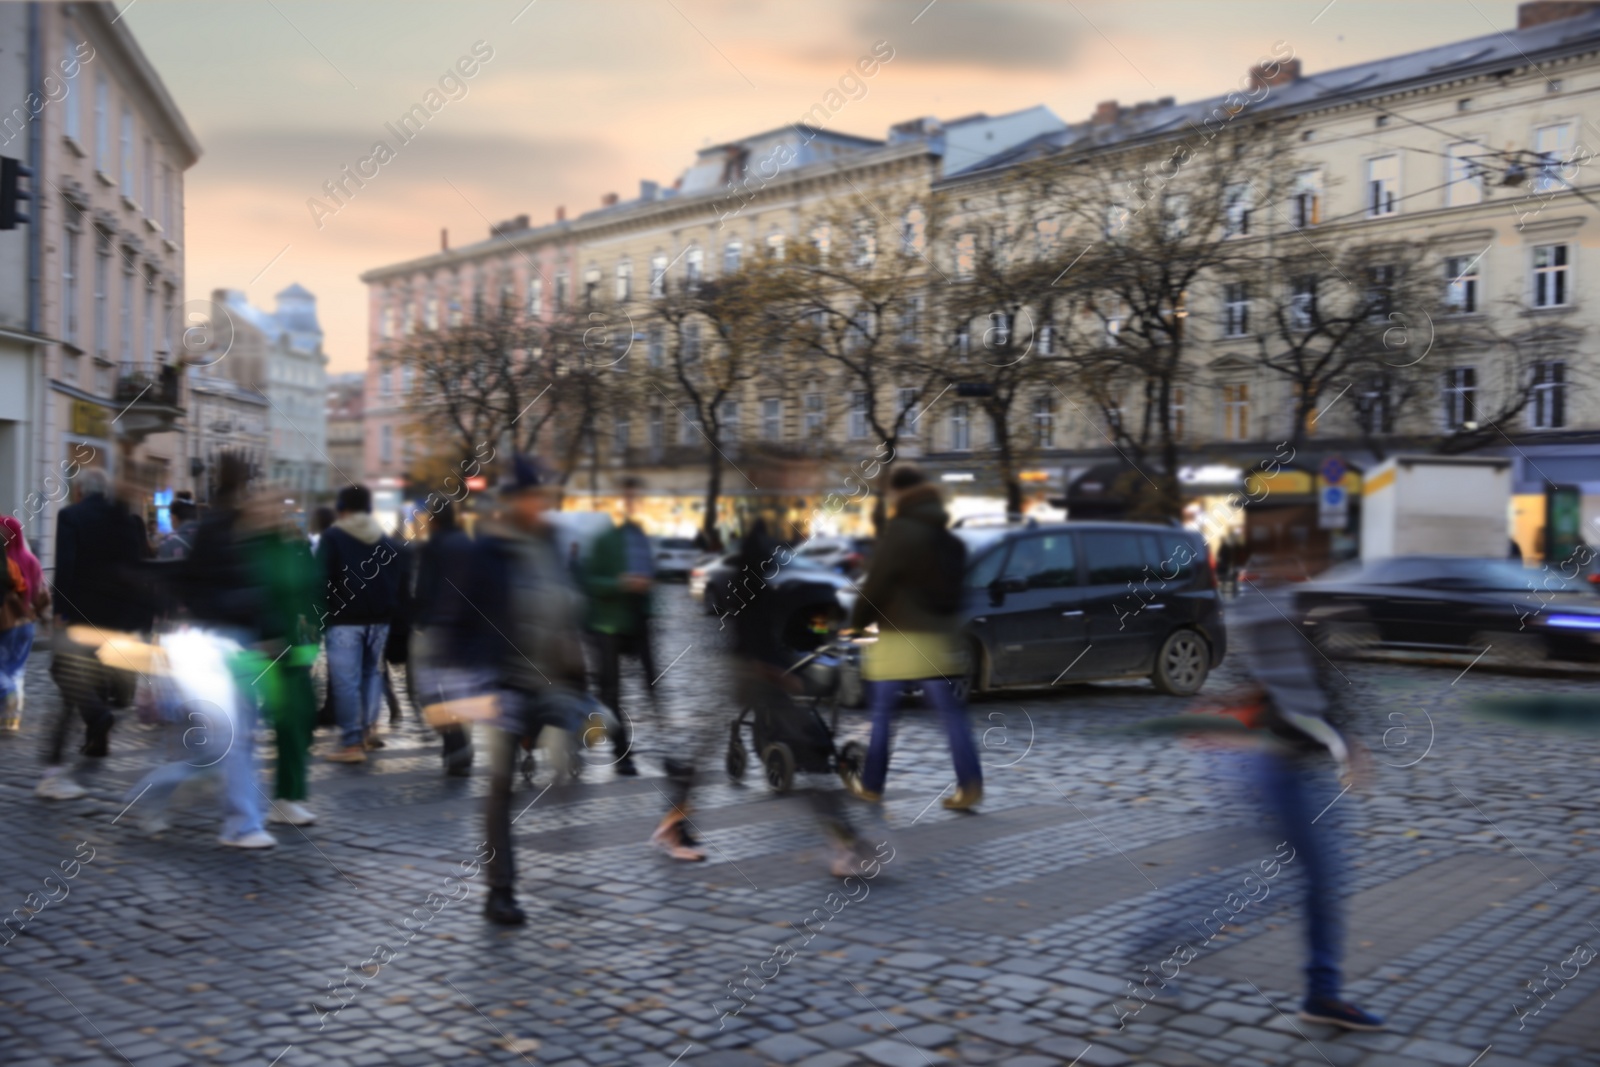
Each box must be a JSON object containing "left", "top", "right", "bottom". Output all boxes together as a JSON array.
[{"left": 703, "top": 448, "right": 724, "bottom": 550}]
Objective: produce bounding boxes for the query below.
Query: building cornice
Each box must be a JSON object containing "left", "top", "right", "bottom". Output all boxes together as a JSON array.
[{"left": 79, "top": 1, "right": 202, "bottom": 168}]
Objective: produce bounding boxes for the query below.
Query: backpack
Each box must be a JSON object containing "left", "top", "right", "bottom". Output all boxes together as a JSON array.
[{"left": 922, "top": 527, "right": 968, "bottom": 616}]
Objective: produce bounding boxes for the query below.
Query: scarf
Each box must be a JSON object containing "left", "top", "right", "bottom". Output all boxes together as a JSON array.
[{"left": 0, "top": 517, "right": 43, "bottom": 601}]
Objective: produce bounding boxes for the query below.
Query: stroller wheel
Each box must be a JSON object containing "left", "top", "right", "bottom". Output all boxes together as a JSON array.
[
  {"left": 763, "top": 742, "right": 795, "bottom": 794},
  {"left": 726, "top": 729, "right": 748, "bottom": 781},
  {"left": 837, "top": 740, "right": 866, "bottom": 782}
]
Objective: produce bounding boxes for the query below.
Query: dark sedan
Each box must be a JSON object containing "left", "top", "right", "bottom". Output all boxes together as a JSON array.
[{"left": 1294, "top": 555, "right": 1600, "bottom": 666}]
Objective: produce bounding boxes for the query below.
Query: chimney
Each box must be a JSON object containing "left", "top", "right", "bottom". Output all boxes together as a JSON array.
[
  {"left": 440, "top": 228, "right": 448, "bottom": 252},
  {"left": 514, "top": 213, "right": 529, "bottom": 230},
  {"left": 601, "top": 192, "right": 619, "bottom": 207},
  {"left": 1248, "top": 58, "right": 1302, "bottom": 91},
  {"left": 555, "top": 205, "right": 566, "bottom": 222},
  {"left": 1519, "top": 1, "right": 1600, "bottom": 28},
  {"left": 1092, "top": 100, "right": 1121, "bottom": 126},
  {"left": 640, "top": 180, "right": 659, "bottom": 200}
]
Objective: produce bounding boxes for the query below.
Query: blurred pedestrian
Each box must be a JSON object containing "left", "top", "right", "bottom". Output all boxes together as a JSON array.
[
  {"left": 409, "top": 500, "right": 476, "bottom": 775},
  {"left": 37, "top": 471, "right": 151, "bottom": 800},
  {"left": 317, "top": 485, "right": 402, "bottom": 763},
  {"left": 308, "top": 505, "right": 335, "bottom": 554},
  {"left": 579, "top": 474, "right": 657, "bottom": 777},
  {"left": 157, "top": 496, "right": 200, "bottom": 561},
  {"left": 1216, "top": 538, "right": 1237, "bottom": 597},
  {"left": 845, "top": 465, "right": 982, "bottom": 811},
  {"left": 0, "top": 516, "right": 48, "bottom": 732},
  {"left": 1235, "top": 555, "right": 1383, "bottom": 1031},
  {"left": 474, "top": 456, "right": 591, "bottom": 925}
]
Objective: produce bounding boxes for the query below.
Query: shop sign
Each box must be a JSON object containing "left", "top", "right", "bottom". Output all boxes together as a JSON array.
[{"left": 71, "top": 401, "right": 109, "bottom": 439}]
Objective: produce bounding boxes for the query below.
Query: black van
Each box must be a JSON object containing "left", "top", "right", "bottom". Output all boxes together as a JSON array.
[{"left": 951, "top": 521, "right": 1226, "bottom": 697}]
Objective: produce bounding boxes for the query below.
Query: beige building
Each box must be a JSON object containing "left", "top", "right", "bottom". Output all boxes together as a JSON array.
[
  {"left": 324, "top": 370, "right": 364, "bottom": 488},
  {"left": 1, "top": 1, "right": 198, "bottom": 563}
]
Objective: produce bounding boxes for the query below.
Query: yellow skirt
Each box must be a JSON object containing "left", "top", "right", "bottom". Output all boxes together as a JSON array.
[{"left": 861, "top": 630, "right": 964, "bottom": 682}]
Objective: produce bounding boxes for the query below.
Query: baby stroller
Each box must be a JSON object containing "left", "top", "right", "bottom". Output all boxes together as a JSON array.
[{"left": 725, "top": 581, "right": 865, "bottom": 794}]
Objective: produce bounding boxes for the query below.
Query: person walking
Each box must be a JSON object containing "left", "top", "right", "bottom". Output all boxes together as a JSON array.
[
  {"left": 157, "top": 496, "right": 201, "bottom": 561},
  {"left": 471, "top": 456, "right": 591, "bottom": 925},
  {"left": 0, "top": 516, "right": 48, "bottom": 731},
  {"left": 38, "top": 471, "right": 152, "bottom": 800},
  {"left": 579, "top": 474, "right": 658, "bottom": 777},
  {"left": 409, "top": 500, "right": 477, "bottom": 776},
  {"left": 845, "top": 465, "right": 983, "bottom": 811},
  {"left": 1235, "top": 555, "right": 1383, "bottom": 1031},
  {"left": 317, "top": 485, "right": 402, "bottom": 763}
]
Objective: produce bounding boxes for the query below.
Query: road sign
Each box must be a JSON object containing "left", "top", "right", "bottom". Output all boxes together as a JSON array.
[
  {"left": 1319, "top": 484, "right": 1348, "bottom": 530},
  {"left": 1319, "top": 455, "right": 1347, "bottom": 485}
]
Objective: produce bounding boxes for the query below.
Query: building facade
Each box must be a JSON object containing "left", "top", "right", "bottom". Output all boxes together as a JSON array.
[
  {"left": 185, "top": 361, "right": 268, "bottom": 499},
  {"left": 1, "top": 1, "right": 198, "bottom": 566},
  {"left": 324, "top": 370, "right": 364, "bottom": 488}
]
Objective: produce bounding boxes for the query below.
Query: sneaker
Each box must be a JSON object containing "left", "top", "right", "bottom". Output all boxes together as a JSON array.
[
  {"left": 829, "top": 840, "right": 875, "bottom": 878},
  {"left": 943, "top": 783, "right": 983, "bottom": 812},
  {"left": 650, "top": 813, "right": 706, "bottom": 862},
  {"left": 219, "top": 830, "right": 278, "bottom": 849},
  {"left": 35, "top": 771, "right": 87, "bottom": 800},
  {"left": 325, "top": 745, "right": 366, "bottom": 764},
  {"left": 363, "top": 733, "right": 385, "bottom": 750},
  {"left": 444, "top": 745, "right": 474, "bottom": 778},
  {"left": 267, "top": 801, "right": 317, "bottom": 826},
  {"left": 484, "top": 888, "right": 526, "bottom": 926},
  {"left": 844, "top": 777, "right": 882, "bottom": 803},
  {"left": 1298, "top": 997, "right": 1386, "bottom": 1031},
  {"left": 1, "top": 713, "right": 19, "bottom": 732}
]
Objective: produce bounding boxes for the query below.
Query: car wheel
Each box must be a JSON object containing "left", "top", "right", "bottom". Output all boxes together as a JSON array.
[
  {"left": 1472, "top": 631, "right": 1549, "bottom": 670},
  {"left": 763, "top": 742, "right": 795, "bottom": 794},
  {"left": 1152, "top": 629, "right": 1210, "bottom": 696},
  {"left": 1315, "top": 617, "right": 1379, "bottom": 657}
]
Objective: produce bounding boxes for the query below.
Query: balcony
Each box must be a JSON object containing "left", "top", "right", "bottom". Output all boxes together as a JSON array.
[{"left": 114, "top": 362, "right": 185, "bottom": 444}]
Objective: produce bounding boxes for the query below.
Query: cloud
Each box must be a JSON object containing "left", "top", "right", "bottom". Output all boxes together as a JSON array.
[{"left": 853, "top": 1, "right": 1078, "bottom": 71}]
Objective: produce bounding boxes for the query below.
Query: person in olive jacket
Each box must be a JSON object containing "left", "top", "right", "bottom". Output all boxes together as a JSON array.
[
  {"left": 579, "top": 475, "right": 658, "bottom": 777},
  {"left": 846, "top": 465, "right": 983, "bottom": 810}
]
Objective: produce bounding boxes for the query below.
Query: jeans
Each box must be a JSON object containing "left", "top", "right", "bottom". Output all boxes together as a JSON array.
[
  {"left": 861, "top": 678, "right": 983, "bottom": 796},
  {"left": 1253, "top": 750, "right": 1342, "bottom": 1001},
  {"left": 326, "top": 623, "right": 390, "bottom": 748},
  {"left": 484, "top": 689, "right": 585, "bottom": 891},
  {"left": 0, "top": 622, "right": 34, "bottom": 701}
]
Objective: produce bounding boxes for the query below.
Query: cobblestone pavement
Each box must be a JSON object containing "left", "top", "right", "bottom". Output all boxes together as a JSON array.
[{"left": 1, "top": 589, "right": 1598, "bottom": 1067}]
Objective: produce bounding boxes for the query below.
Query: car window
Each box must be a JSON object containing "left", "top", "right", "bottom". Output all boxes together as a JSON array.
[
  {"left": 1155, "top": 532, "right": 1201, "bottom": 582},
  {"left": 1005, "top": 533, "right": 1077, "bottom": 589},
  {"left": 1082, "top": 530, "right": 1149, "bottom": 585},
  {"left": 967, "top": 546, "right": 1008, "bottom": 589}
]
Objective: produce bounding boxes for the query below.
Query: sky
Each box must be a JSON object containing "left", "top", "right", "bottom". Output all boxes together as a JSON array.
[{"left": 119, "top": 0, "right": 1527, "bottom": 373}]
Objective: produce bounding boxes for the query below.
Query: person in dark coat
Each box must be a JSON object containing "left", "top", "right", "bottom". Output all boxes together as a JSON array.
[
  {"left": 845, "top": 465, "right": 982, "bottom": 811},
  {"left": 409, "top": 500, "right": 477, "bottom": 775},
  {"left": 37, "top": 471, "right": 153, "bottom": 800},
  {"left": 579, "top": 475, "right": 657, "bottom": 777}
]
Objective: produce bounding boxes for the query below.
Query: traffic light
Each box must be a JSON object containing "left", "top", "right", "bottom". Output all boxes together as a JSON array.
[{"left": 1, "top": 156, "right": 33, "bottom": 230}]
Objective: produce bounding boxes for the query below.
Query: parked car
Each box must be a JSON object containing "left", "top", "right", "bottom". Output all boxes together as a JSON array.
[
  {"left": 688, "top": 552, "right": 731, "bottom": 603},
  {"left": 949, "top": 521, "right": 1225, "bottom": 697},
  {"left": 652, "top": 536, "right": 702, "bottom": 579},
  {"left": 792, "top": 536, "right": 875, "bottom": 576},
  {"left": 1294, "top": 555, "right": 1600, "bottom": 666},
  {"left": 699, "top": 551, "right": 859, "bottom": 620}
]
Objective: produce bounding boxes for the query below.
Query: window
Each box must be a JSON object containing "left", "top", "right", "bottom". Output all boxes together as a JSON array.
[
  {"left": 967, "top": 547, "right": 1009, "bottom": 589},
  {"left": 900, "top": 294, "right": 922, "bottom": 345},
  {"left": 1037, "top": 319, "right": 1054, "bottom": 355},
  {"left": 898, "top": 387, "right": 920, "bottom": 435},
  {"left": 380, "top": 367, "right": 392, "bottom": 396},
  {"left": 615, "top": 259, "right": 632, "bottom": 301},
  {"left": 1366, "top": 264, "right": 1395, "bottom": 322},
  {"left": 119, "top": 264, "right": 133, "bottom": 360},
  {"left": 853, "top": 220, "right": 876, "bottom": 267},
  {"left": 94, "top": 77, "right": 108, "bottom": 170},
  {"left": 1533, "top": 243, "right": 1570, "bottom": 307},
  {"left": 1535, "top": 122, "right": 1575, "bottom": 193},
  {"left": 62, "top": 41, "right": 80, "bottom": 142},
  {"left": 1169, "top": 386, "right": 1187, "bottom": 440},
  {"left": 1221, "top": 383, "right": 1249, "bottom": 440},
  {"left": 528, "top": 275, "right": 543, "bottom": 317},
  {"left": 723, "top": 240, "right": 741, "bottom": 275},
  {"left": 647, "top": 325, "right": 664, "bottom": 367},
  {"left": 1032, "top": 396, "right": 1055, "bottom": 448},
  {"left": 901, "top": 206, "right": 925, "bottom": 254},
  {"left": 1447, "top": 142, "right": 1483, "bottom": 207},
  {"left": 143, "top": 136, "right": 153, "bottom": 209},
  {"left": 1442, "top": 366, "right": 1477, "bottom": 429},
  {"left": 719, "top": 400, "right": 740, "bottom": 441},
  {"left": 1222, "top": 282, "right": 1249, "bottom": 337},
  {"left": 143, "top": 272, "right": 155, "bottom": 360},
  {"left": 1366, "top": 155, "right": 1398, "bottom": 217},
  {"left": 1163, "top": 193, "right": 1189, "bottom": 239},
  {"left": 554, "top": 270, "right": 569, "bottom": 310},
  {"left": 1223, "top": 183, "right": 1252, "bottom": 237},
  {"left": 803, "top": 391, "right": 825, "bottom": 437},
  {"left": 423, "top": 294, "right": 439, "bottom": 331},
  {"left": 613, "top": 415, "right": 630, "bottom": 454},
  {"left": 1081, "top": 530, "right": 1150, "bottom": 586},
  {"left": 1290, "top": 276, "right": 1316, "bottom": 330},
  {"left": 954, "top": 232, "right": 976, "bottom": 280},
  {"left": 1357, "top": 374, "right": 1395, "bottom": 434},
  {"left": 447, "top": 295, "right": 463, "bottom": 328},
  {"left": 1006, "top": 534, "right": 1078, "bottom": 589},
  {"left": 119, "top": 108, "right": 134, "bottom": 197},
  {"left": 648, "top": 405, "right": 664, "bottom": 451},
  {"left": 950, "top": 401, "right": 971, "bottom": 451},
  {"left": 683, "top": 321, "right": 701, "bottom": 361},
  {"left": 381, "top": 425, "right": 393, "bottom": 464},
  {"left": 954, "top": 321, "right": 970, "bottom": 358},
  {"left": 848, "top": 391, "right": 869, "bottom": 439},
  {"left": 1445, "top": 255, "right": 1480, "bottom": 313},
  {"left": 162, "top": 164, "right": 174, "bottom": 233},
  {"left": 1291, "top": 169, "right": 1322, "bottom": 229},
  {"left": 764, "top": 231, "right": 785, "bottom": 260},
  {"left": 649, "top": 253, "right": 668, "bottom": 298},
  {"left": 679, "top": 406, "right": 702, "bottom": 445},
  {"left": 1530, "top": 361, "right": 1566, "bottom": 429},
  {"left": 583, "top": 266, "right": 600, "bottom": 308},
  {"left": 684, "top": 245, "right": 703, "bottom": 289},
  {"left": 163, "top": 283, "right": 174, "bottom": 354},
  {"left": 1105, "top": 203, "right": 1130, "bottom": 238},
  {"left": 761, "top": 398, "right": 782, "bottom": 441},
  {"left": 811, "top": 223, "right": 831, "bottom": 262},
  {"left": 62, "top": 227, "right": 79, "bottom": 345},
  {"left": 986, "top": 311, "right": 1012, "bottom": 349}
]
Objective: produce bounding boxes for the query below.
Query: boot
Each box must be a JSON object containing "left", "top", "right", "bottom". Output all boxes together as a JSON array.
[{"left": 483, "top": 888, "right": 526, "bottom": 926}]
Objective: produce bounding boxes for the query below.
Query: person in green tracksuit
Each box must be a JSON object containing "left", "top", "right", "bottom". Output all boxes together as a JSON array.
[
  {"left": 247, "top": 512, "right": 325, "bottom": 825},
  {"left": 579, "top": 476, "right": 658, "bottom": 778}
]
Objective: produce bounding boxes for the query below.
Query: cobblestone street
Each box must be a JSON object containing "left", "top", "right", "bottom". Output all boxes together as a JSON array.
[{"left": 2, "top": 589, "right": 1598, "bottom": 1067}]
